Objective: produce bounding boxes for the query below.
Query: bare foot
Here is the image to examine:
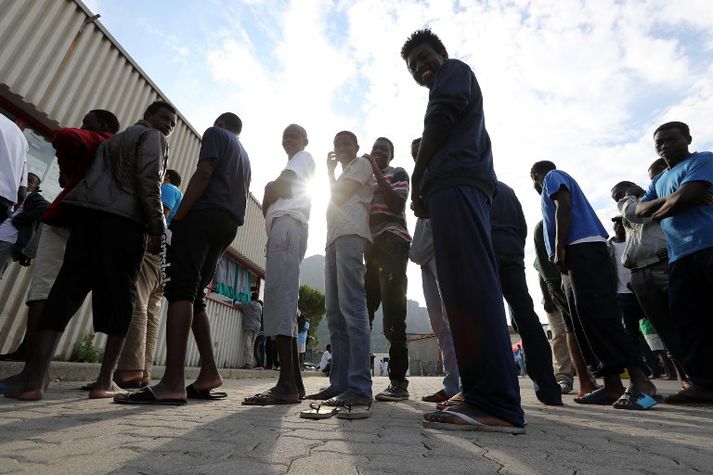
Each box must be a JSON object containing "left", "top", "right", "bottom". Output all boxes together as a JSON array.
[
  {"left": 89, "top": 382, "right": 129, "bottom": 399},
  {"left": 148, "top": 382, "right": 187, "bottom": 402},
  {"left": 629, "top": 379, "right": 657, "bottom": 398},
  {"left": 5, "top": 388, "right": 44, "bottom": 401},
  {"left": 191, "top": 374, "right": 223, "bottom": 393}
]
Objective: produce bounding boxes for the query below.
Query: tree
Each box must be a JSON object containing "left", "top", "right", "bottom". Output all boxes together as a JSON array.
[{"left": 298, "top": 284, "right": 326, "bottom": 349}]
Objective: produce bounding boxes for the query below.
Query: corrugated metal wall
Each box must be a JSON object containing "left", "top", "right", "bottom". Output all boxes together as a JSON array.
[{"left": 0, "top": 0, "right": 266, "bottom": 364}]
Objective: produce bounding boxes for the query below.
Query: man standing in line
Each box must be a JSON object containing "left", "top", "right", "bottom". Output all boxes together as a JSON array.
[
  {"left": 402, "top": 29, "right": 524, "bottom": 432},
  {"left": 491, "top": 181, "right": 562, "bottom": 406},
  {"left": 118, "top": 112, "right": 250, "bottom": 404},
  {"left": 243, "top": 124, "right": 314, "bottom": 404},
  {"left": 112, "top": 169, "right": 184, "bottom": 388},
  {"left": 363, "top": 137, "right": 412, "bottom": 402},
  {"left": 237, "top": 292, "right": 263, "bottom": 370},
  {"left": 0, "top": 110, "right": 119, "bottom": 363},
  {"left": 0, "top": 112, "right": 28, "bottom": 224},
  {"left": 531, "top": 160, "right": 657, "bottom": 409},
  {"left": 408, "top": 138, "right": 460, "bottom": 404},
  {"left": 305, "top": 131, "right": 374, "bottom": 418},
  {"left": 1, "top": 101, "right": 174, "bottom": 400},
  {"left": 636, "top": 121, "right": 713, "bottom": 404}
]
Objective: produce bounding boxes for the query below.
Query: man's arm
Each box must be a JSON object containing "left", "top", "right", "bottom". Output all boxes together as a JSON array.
[
  {"left": 551, "top": 187, "right": 572, "bottom": 273},
  {"left": 135, "top": 131, "right": 166, "bottom": 237},
  {"left": 635, "top": 198, "right": 667, "bottom": 218},
  {"left": 367, "top": 157, "right": 406, "bottom": 214},
  {"left": 619, "top": 196, "right": 649, "bottom": 224},
  {"left": 173, "top": 159, "right": 214, "bottom": 221},
  {"left": 262, "top": 169, "right": 297, "bottom": 217},
  {"left": 650, "top": 181, "right": 713, "bottom": 221}
]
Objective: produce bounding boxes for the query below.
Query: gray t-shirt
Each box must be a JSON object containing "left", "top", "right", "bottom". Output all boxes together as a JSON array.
[
  {"left": 238, "top": 300, "right": 263, "bottom": 332},
  {"left": 326, "top": 156, "right": 374, "bottom": 248},
  {"left": 193, "top": 126, "right": 251, "bottom": 224}
]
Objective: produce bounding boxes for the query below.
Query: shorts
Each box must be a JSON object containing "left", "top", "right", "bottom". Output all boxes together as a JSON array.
[{"left": 297, "top": 339, "right": 307, "bottom": 354}]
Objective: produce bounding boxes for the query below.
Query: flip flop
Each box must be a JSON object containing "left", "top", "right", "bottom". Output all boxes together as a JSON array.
[
  {"left": 186, "top": 383, "right": 227, "bottom": 400},
  {"left": 436, "top": 395, "right": 464, "bottom": 411},
  {"left": 612, "top": 390, "right": 662, "bottom": 410},
  {"left": 300, "top": 402, "right": 338, "bottom": 419},
  {"left": 336, "top": 403, "right": 371, "bottom": 420},
  {"left": 421, "top": 389, "right": 450, "bottom": 403},
  {"left": 422, "top": 408, "right": 525, "bottom": 434},
  {"left": 242, "top": 392, "right": 301, "bottom": 406},
  {"left": 113, "top": 387, "right": 186, "bottom": 405},
  {"left": 573, "top": 388, "right": 618, "bottom": 405},
  {"left": 0, "top": 383, "right": 18, "bottom": 394}
]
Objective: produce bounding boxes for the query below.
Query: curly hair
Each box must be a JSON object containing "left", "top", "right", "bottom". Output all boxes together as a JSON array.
[{"left": 401, "top": 29, "right": 448, "bottom": 61}]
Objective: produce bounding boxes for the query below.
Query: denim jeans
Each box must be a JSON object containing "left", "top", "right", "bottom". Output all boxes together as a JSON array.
[
  {"left": 422, "top": 257, "right": 460, "bottom": 396},
  {"left": 325, "top": 235, "right": 373, "bottom": 399},
  {"left": 365, "top": 232, "right": 409, "bottom": 382}
]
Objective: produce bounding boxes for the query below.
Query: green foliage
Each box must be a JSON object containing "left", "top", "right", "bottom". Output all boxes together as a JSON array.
[
  {"left": 298, "top": 284, "right": 326, "bottom": 349},
  {"left": 70, "top": 333, "right": 104, "bottom": 363}
]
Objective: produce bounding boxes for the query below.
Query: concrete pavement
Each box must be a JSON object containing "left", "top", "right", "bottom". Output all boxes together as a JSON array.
[{"left": 0, "top": 376, "right": 711, "bottom": 474}]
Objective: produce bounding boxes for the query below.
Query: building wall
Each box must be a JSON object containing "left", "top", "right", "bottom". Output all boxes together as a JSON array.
[
  {"left": 407, "top": 335, "right": 443, "bottom": 376},
  {"left": 0, "top": 0, "right": 266, "bottom": 364}
]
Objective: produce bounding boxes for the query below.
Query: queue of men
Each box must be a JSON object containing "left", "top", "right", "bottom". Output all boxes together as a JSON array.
[{"left": 0, "top": 28, "right": 711, "bottom": 434}]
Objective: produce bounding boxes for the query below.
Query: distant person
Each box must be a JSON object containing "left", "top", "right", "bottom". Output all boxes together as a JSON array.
[
  {"left": 531, "top": 160, "right": 657, "bottom": 410},
  {"left": 296, "top": 314, "right": 310, "bottom": 370},
  {"left": 408, "top": 138, "right": 460, "bottom": 404},
  {"left": 491, "top": 181, "right": 562, "bottom": 405},
  {"left": 112, "top": 169, "right": 184, "bottom": 388},
  {"left": 0, "top": 110, "right": 118, "bottom": 364},
  {"left": 363, "top": 137, "right": 412, "bottom": 402},
  {"left": 0, "top": 112, "right": 28, "bottom": 223},
  {"left": 237, "top": 292, "right": 263, "bottom": 370},
  {"left": 0, "top": 173, "right": 48, "bottom": 277},
  {"left": 116, "top": 112, "right": 251, "bottom": 405},
  {"left": 318, "top": 344, "right": 332, "bottom": 375},
  {"left": 1, "top": 101, "right": 174, "bottom": 400},
  {"left": 636, "top": 121, "right": 713, "bottom": 405},
  {"left": 402, "top": 29, "right": 524, "bottom": 432},
  {"left": 243, "top": 124, "right": 314, "bottom": 405},
  {"left": 304, "top": 130, "right": 374, "bottom": 419}
]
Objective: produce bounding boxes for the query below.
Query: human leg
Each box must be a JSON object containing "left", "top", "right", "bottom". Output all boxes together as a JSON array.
[
  {"left": 429, "top": 186, "right": 523, "bottom": 427},
  {"left": 545, "top": 307, "right": 574, "bottom": 389},
  {"left": 421, "top": 258, "right": 459, "bottom": 396},
  {"left": 364, "top": 243, "right": 381, "bottom": 330},
  {"left": 498, "top": 254, "right": 561, "bottom": 404}
]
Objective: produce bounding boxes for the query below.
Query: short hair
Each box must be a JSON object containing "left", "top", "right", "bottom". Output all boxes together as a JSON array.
[
  {"left": 648, "top": 158, "right": 668, "bottom": 175},
  {"left": 611, "top": 180, "right": 637, "bottom": 193},
  {"left": 334, "top": 130, "right": 358, "bottom": 144},
  {"left": 217, "top": 112, "right": 242, "bottom": 134},
  {"left": 653, "top": 121, "right": 690, "bottom": 138},
  {"left": 411, "top": 137, "right": 422, "bottom": 146},
  {"left": 326, "top": 344, "right": 331, "bottom": 351},
  {"left": 144, "top": 100, "right": 176, "bottom": 117},
  {"left": 375, "top": 137, "right": 394, "bottom": 157},
  {"left": 250, "top": 291, "right": 259, "bottom": 301},
  {"left": 89, "top": 109, "right": 120, "bottom": 133},
  {"left": 286, "top": 123, "right": 308, "bottom": 141},
  {"left": 165, "top": 169, "right": 182, "bottom": 186},
  {"left": 530, "top": 160, "right": 557, "bottom": 176},
  {"left": 401, "top": 29, "right": 448, "bottom": 61},
  {"left": 27, "top": 172, "right": 41, "bottom": 185}
]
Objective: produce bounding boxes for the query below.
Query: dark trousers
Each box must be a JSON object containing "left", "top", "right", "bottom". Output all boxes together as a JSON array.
[
  {"left": 498, "top": 254, "right": 560, "bottom": 403},
  {"left": 616, "top": 293, "right": 661, "bottom": 376},
  {"left": 365, "top": 232, "right": 409, "bottom": 382},
  {"left": 562, "top": 242, "right": 639, "bottom": 376},
  {"left": 429, "top": 186, "right": 524, "bottom": 427},
  {"left": 254, "top": 333, "right": 266, "bottom": 368},
  {"left": 669, "top": 247, "right": 713, "bottom": 389},
  {"left": 630, "top": 260, "right": 683, "bottom": 359},
  {"left": 39, "top": 209, "right": 146, "bottom": 337}
]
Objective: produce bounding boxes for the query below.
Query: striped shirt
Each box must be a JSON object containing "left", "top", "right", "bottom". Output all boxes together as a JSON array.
[{"left": 370, "top": 166, "right": 411, "bottom": 242}]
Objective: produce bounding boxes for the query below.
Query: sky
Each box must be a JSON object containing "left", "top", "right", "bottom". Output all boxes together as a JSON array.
[{"left": 82, "top": 0, "right": 713, "bottom": 313}]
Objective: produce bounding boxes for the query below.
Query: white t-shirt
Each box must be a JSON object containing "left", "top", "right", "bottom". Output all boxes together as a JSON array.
[
  {"left": 611, "top": 240, "right": 632, "bottom": 294},
  {"left": 265, "top": 150, "right": 316, "bottom": 233},
  {"left": 326, "top": 156, "right": 374, "bottom": 248},
  {"left": 0, "top": 114, "right": 29, "bottom": 203}
]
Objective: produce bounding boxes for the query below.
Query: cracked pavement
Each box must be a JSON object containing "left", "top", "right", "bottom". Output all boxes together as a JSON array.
[{"left": 0, "top": 377, "right": 711, "bottom": 474}]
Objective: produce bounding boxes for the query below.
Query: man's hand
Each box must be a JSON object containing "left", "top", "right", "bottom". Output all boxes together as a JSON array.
[
  {"left": 543, "top": 299, "right": 556, "bottom": 314},
  {"left": 552, "top": 246, "right": 567, "bottom": 274},
  {"left": 365, "top": 154, "right": 380, "bottom": 174},
  {"left": 146, "top": 234, "right": 162, "bottom": 254},
  {"left": 326, "top": 151, "right": 338, "bottom": 174},
  {"left": 411, "top": 196, "right": 429, "bottom": 218}
]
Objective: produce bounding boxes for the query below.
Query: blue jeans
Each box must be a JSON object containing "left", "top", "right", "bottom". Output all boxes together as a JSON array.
[
  {"left": 325, "top": 235, "right": 373, "bottom": 398},
  {"left": 429, "top": 186, "right": 524, "bottom": 427}
]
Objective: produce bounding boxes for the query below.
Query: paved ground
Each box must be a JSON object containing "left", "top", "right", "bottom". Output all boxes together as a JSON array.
[{"left": 0, "top": 375, "right": 711, "bottom": 474}]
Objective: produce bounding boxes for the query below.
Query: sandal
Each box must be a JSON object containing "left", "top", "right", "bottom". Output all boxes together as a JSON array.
[
  {"left": 242, "top": 391, "right": 300, "bottom": 406},
  {"left": 436, "top": 393, "right": 464, "bottom": 411},
  {"left": 336, "top": 403, "right": 371, "bottom": 420},
  {"left": 186, "top": 383, "right": 228, "bottom": 400},
  {"left": 300, "top": 402, "right": 338, "bottom": 419},
  {"left": 612, "top": 389, "right": 662, "bottom": 410},
  {"left": 421, "top": 389, "right": 450, "bottom": 403},
  {"left": 422, "top": 407, "right": 525, "bottom": 434}
]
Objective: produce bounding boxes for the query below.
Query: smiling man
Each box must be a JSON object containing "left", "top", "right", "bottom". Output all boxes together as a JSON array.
[
  {"left": 401, "top": 29, "right": 524, "bottom": 433},
  {"left": 636, "top": 121, "right": 713, "bottom": 405}
]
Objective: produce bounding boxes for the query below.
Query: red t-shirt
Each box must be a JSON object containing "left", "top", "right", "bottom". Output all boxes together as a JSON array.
[{"left": 42, "top": 128, "right": 113, "bottom": 226}]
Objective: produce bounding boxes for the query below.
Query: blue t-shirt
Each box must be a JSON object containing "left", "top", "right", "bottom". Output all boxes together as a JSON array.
[
  {"left": 297, "top": 321, "right": 309, "bottom": 343},
  {"left": 161, "top": 183, "right": 183, "bottom": 225},
  {"left": 641, "top": 151, "right": 713, "bottom": 262},
  {"left": 193, "top": 126, "right": 252, "bottom": 224},
  {"left": 541, "top": 170, "right": 608, "bottom": 257}
]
